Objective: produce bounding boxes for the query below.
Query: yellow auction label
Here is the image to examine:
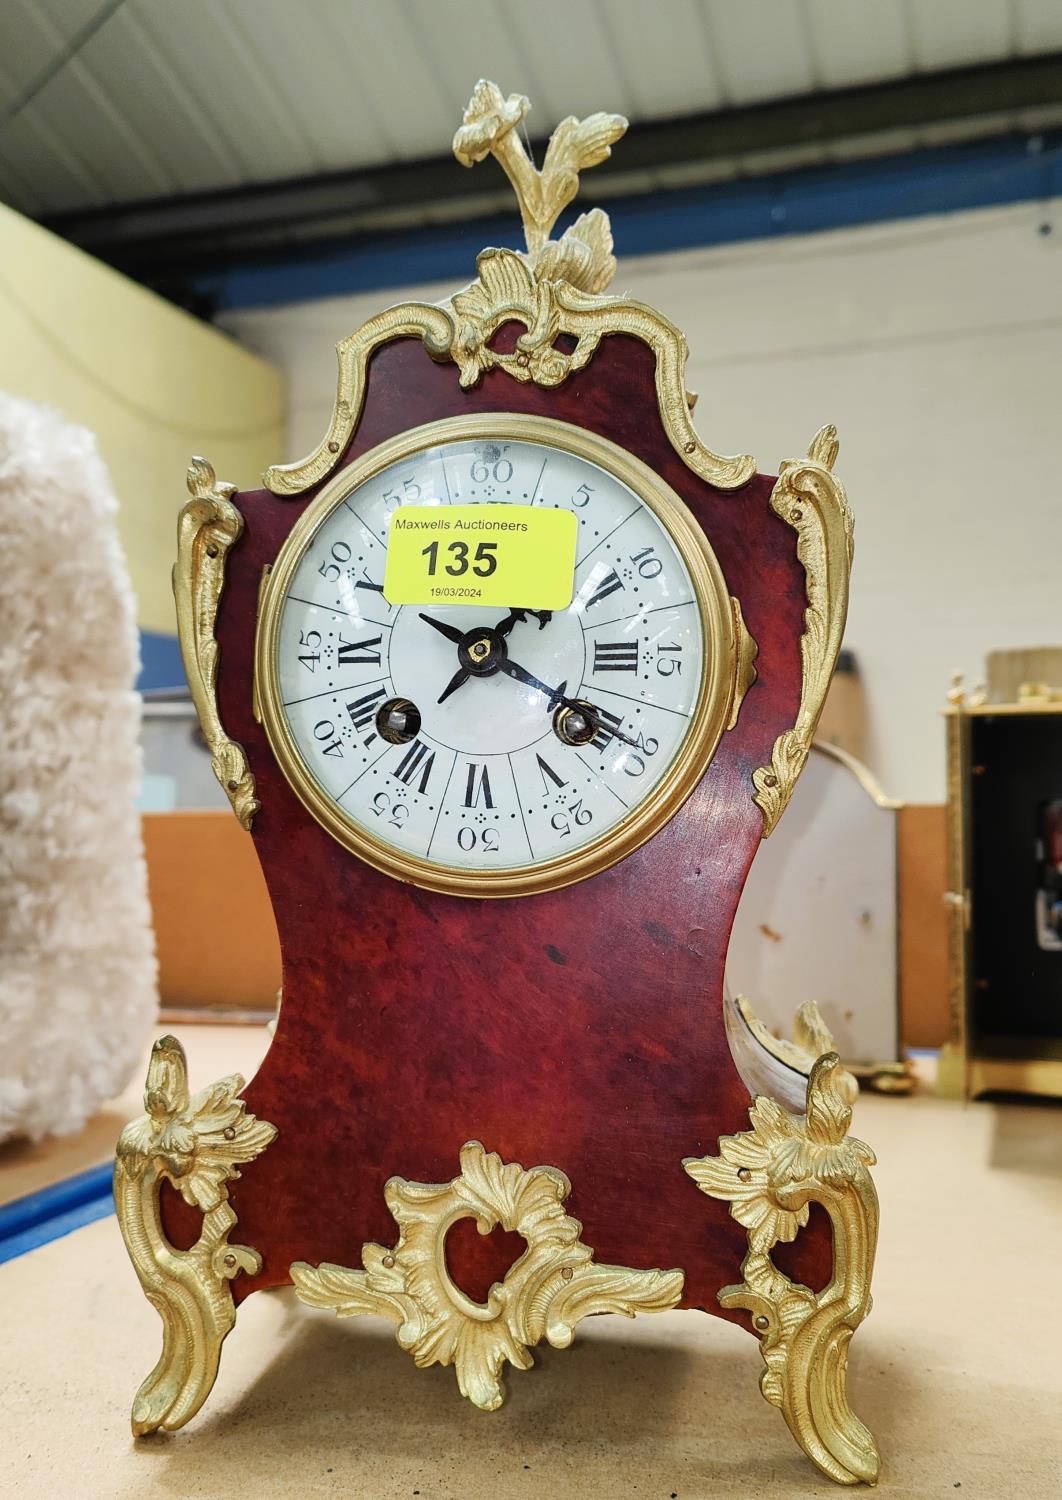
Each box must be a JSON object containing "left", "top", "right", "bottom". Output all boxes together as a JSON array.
[{"left": 383, "top": 504, "right": 577, "bottom": 609}]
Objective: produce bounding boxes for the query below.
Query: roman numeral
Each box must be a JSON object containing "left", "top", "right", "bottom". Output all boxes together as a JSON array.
[
  {"left": 535, "top": 754, "right": 567, "bottom": 794},
  {"left": 337, "top": 633, "right": 382, "bottom": 666},
  {"left": 345, "top": 685, "right": 385, "bottom": 745},
  {"left": 593, "top": 640, "right": 638, "bottom": 672},
  {"left": 590, "top": 707, "right": 624, "bottom": 751},
  {"left": 584, "top": 568, "right": 624, "bottom": 609},
  {"left": 392, "top": 738, "right": 435, "bottom": 793},
  {"left": 463, "top": 762, "right": 494, "bottom": 808},
  {"left": 354, "top": 569, "right": 393, "bottom": 610}
]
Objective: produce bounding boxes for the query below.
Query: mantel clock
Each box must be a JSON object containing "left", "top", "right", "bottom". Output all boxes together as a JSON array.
[{"left": 116, "top": 82, "right": 879, "bottom": 1486}]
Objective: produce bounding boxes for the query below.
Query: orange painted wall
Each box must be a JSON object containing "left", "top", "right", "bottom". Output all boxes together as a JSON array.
[
  {"left": 143, "top": 812, "right": 281, "bottom": 1016},
  {"left": 145, "top": 805, "right": 951, "bottom": 1044},
  {"left": 898, "top": 804, "right": 949, "bottom": 1048}
]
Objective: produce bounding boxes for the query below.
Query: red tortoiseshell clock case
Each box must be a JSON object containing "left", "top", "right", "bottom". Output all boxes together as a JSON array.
[
  {"left": 124, "top": 83, "right": 881, "bottom": 1487},
  {"left": 160, "top": 329, "right": 834, "bottom": 1310}
]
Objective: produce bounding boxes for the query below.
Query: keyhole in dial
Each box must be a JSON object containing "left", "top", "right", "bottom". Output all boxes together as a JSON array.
[
  {"left": 376, "top": 697, "right": 421, "bottom": 744},
  {"left": 552, "top": 700, "right": 597, "bottom": 746}
]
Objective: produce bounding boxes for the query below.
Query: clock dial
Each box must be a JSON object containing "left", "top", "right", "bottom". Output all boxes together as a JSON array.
[{"left": 258, "top": 416, "right": 737, "bottom": 896}]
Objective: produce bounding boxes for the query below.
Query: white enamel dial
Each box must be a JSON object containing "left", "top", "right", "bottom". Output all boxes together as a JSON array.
[{"left": 264, "top": 421, "right": 721, "bottom": 889}]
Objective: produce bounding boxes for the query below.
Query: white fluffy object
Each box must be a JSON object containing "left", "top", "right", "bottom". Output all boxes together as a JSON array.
[{"left": 0, "top": 394, "right": 157, "bottom": 1141}]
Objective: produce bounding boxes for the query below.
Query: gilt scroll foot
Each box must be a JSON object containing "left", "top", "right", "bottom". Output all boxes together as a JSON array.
[
  {"left": 684, "top": 1053, "right": 880, "bottom": 1486},
  {"left": 114, "top": 1036, "right": 276, "bottom": 1435}
]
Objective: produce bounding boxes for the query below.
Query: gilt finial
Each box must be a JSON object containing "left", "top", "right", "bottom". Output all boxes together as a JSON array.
[{"left": 453, "top": 80, "right": 627, "bottom": 293}]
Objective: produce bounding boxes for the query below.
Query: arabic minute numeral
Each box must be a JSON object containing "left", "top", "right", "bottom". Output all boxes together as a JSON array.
[
  {"left": 621, "top": 732, "right": 660, "bottom": 778},
  {"left": 298, "top": 629, "right": 322, "bottom": 672},
  {"left": 317, "top": 539, "right": 351, "bottom": 582},
  {"left": 593, "top": 640, "right": 639, "bottom": 673},
  {"left": 313, "top": 719, "right": 344, "bottom": 757},
  {"left": 629, "top": 545, "right": 663, "bottom": 579},
  {"left": 383, "top": 475, "right": 422, "bottom": 509},
  {"left": 458, "top": 826, "right": 500, "bottom": 853},
  {"left": 571, "top": 483, "right": 593, "bottom": 507},
  {"left": 551, "top": 798, "right": 593, "bottom": 837},
  {"left": 470, "top": 455, "right": 513, "bottom": 483},
  {"left": 656, "top": 642, "right": 683, "bottom": 676},
  {"left": 372, "top": 791, "right": 411, "bottom": 828}
]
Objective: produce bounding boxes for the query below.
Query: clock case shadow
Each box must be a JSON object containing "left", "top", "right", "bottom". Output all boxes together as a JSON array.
[{"left": 129, "top": 1295, "right": 903, "bottom": 1497}]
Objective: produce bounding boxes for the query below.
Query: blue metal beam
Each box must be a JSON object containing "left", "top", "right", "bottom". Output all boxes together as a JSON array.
[
  {"left": 0, "top": 1162, "right": 115, "bottom": 1264},
  {"left": 190, "top": 131, "right": 1062, "bottom": 313}
]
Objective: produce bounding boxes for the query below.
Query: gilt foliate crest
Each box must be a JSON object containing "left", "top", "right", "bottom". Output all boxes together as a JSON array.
[{"left": 266, "top": 81, "right": 755, "bottom": 496}]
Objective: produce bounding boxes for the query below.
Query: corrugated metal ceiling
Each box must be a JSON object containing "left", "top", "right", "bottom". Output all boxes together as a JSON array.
[{"left": 4, "top": 0, "right": 1062, "bottom": 221}]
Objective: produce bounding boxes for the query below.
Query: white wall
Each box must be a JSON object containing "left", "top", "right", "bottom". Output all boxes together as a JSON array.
[{"left": 222, "top": 200, "right": 1062, "bottom": 803}]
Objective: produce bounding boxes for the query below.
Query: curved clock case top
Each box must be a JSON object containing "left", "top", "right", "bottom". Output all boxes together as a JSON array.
[{"left": 117, "top": 81, "right": 877, "bottom": 1487}]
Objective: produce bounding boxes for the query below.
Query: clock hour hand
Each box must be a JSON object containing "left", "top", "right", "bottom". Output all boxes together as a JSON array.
[
  {"left": 495, "top": 608, "right": 552, "bottom": 638},
  {"left": 418, "top": 612, "right": 465, "bottom": 644},
  {"left": 437, "top": 666, "right": 471, "bottom": 704}
]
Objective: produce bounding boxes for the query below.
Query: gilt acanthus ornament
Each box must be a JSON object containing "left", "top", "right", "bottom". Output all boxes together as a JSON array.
[
  {"left": 291, "top": 1140, "right": 683, "bottom": 1411},
  {"left": 752, "top": 426, "right": 854, "bottom": 836},
  {"left": 448, "top": 81, "right": 625, "bottom": 388},
  {"left": 453, "top": 79, "right": 625, "bottom": 289},
  {"left": 175, "top": 459, "right": 258, "bottom": 828},
  {"left": 114, "top": 1036, "right": 276, "bottom": 1434},
  {"left": 684, "top": 1054, "right": 879, "bottom": 1486}
]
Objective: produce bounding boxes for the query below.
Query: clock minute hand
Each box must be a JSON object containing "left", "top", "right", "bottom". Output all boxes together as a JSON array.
[
  {"left": 495, "top": 656, "right": 568, "bottom": 706},
  {"left": 496, "top": 657, "right": 643, "bottom": 750},
  {"left": 575, "top": 711, "right": 643, "bottom": 751}
]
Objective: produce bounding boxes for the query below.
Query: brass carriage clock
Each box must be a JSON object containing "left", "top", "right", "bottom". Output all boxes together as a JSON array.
[{"left": 116, "top": 82, "right": 879, "bottom": 1485}]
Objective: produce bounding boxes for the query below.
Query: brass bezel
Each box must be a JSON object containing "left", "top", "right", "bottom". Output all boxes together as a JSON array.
[{"left": 255, "top": 413, "right": 737, "bottom": 898}]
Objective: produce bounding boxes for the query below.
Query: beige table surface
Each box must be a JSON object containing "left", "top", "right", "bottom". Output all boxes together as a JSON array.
[
  {"left": 2, "top": 1027, "right": 1061, "bottom": 1499},
  {"left": 0, "top": 1024, "right": 272, "bottom": 1205}
]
